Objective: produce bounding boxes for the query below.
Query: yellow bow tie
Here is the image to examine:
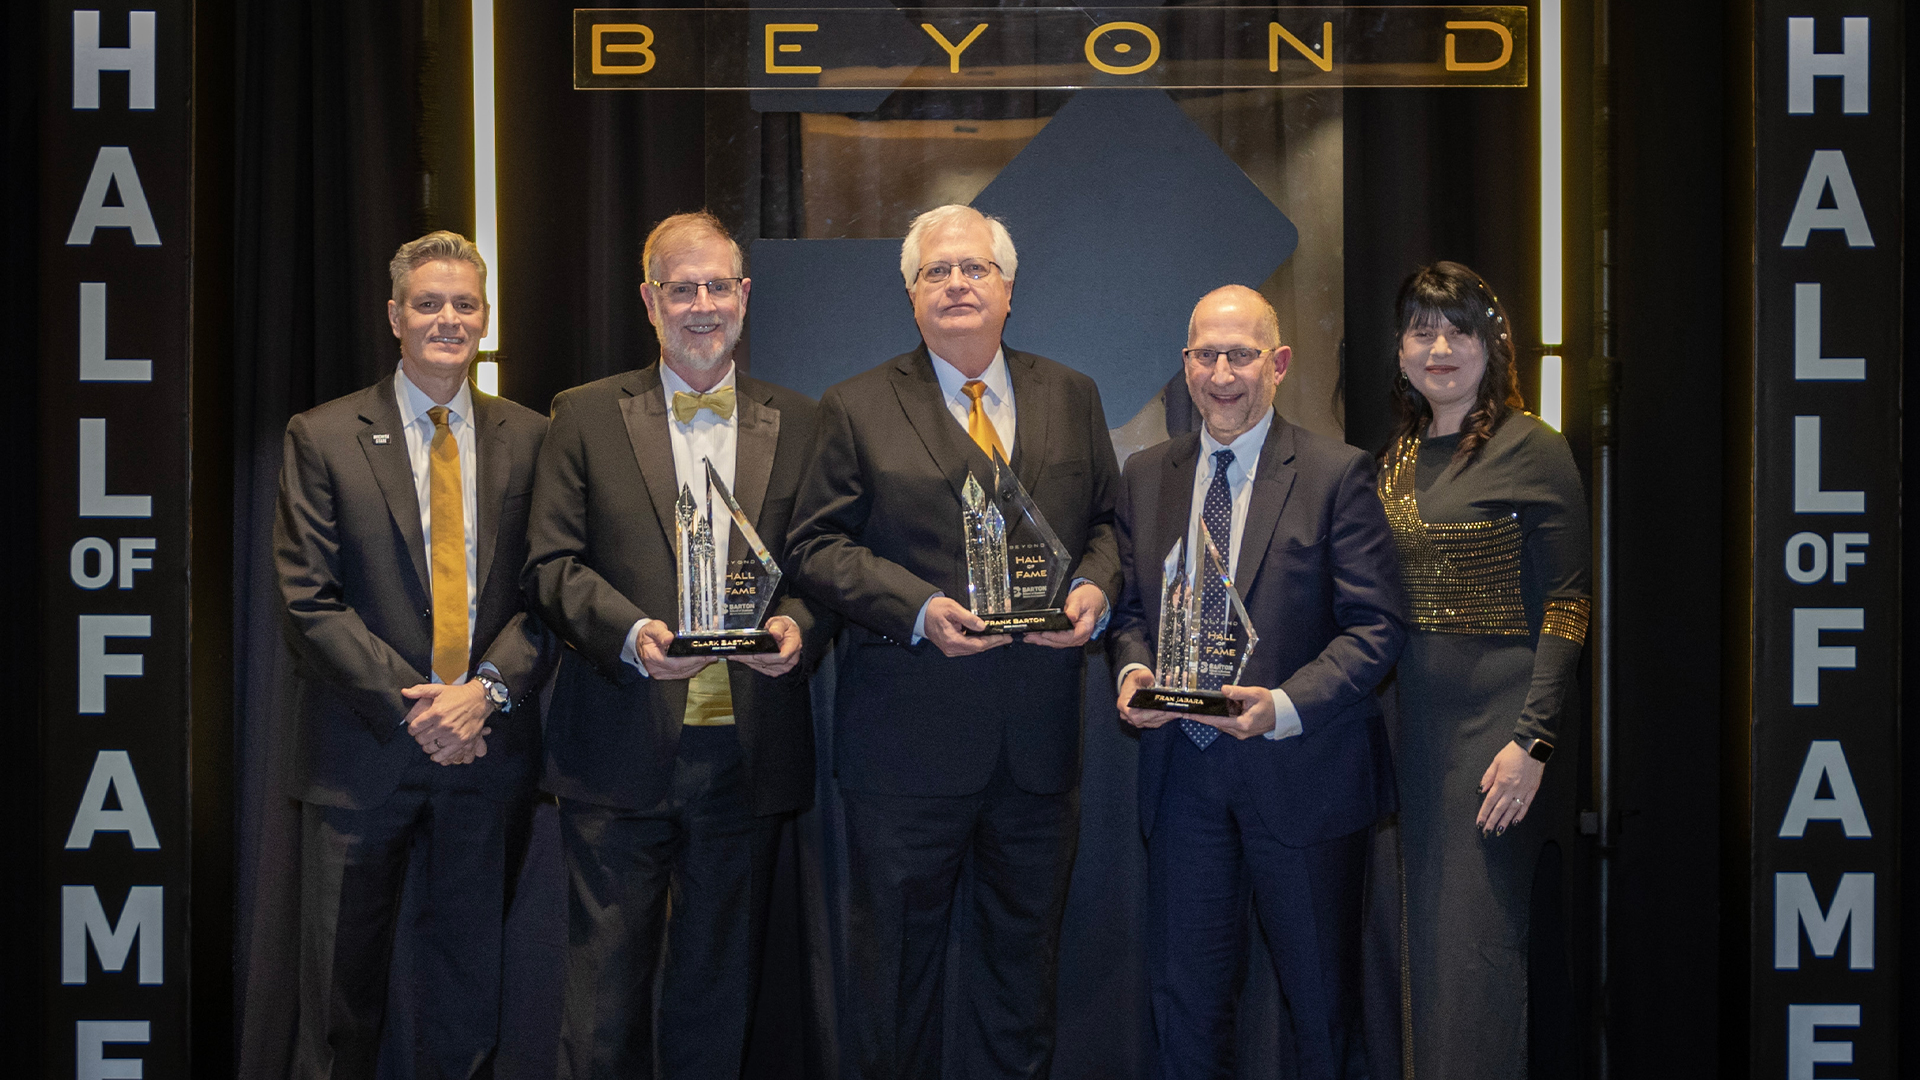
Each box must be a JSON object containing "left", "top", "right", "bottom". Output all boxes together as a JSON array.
[{"left": 672, "top": 386, "right": 736, "bottom": 423}]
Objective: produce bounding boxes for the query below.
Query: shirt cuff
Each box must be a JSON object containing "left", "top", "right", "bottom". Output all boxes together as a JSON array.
[
  {"left": 622, "top": 619, "right": 655, "bottom": 677},
  {"left": 1072, "top": 577, "right": 1112, "bottom": 640},
  {"left": 911, "top": 594, "right": 942, "bottom": 645},
  {"left": 1116, "top": 662, "right": 1150, "bottom": 694},
  {"left": 1265, "top": 688, "right": 1303, "bottom": 740}
]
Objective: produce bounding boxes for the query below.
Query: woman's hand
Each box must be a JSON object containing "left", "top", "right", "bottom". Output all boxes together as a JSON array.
[{"left": 1477, "top": 740, "right": 1545, "bottom": 835}]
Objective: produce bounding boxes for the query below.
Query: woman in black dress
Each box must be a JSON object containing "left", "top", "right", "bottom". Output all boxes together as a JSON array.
[{"left": 1380, "top": 262, "right": 1589, "bottom": 1079}]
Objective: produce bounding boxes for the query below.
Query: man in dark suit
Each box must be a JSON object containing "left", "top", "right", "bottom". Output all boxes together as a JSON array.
[
  {"left": 1112, "top": 285, "right": 1406, "bottom": 1079},
  {"left": 276, "top": 230, "right": 556, "bottom": 1079},
  {"left": 523, "top": 211, "right": 832, "bottom": 1080},
  {"left": 786, "top": 204, "right": 1123, "bottom": 1078}
]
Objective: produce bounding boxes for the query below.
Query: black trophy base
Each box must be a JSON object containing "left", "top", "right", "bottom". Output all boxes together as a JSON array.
[
  {"left": 965, "top": 608, "right": 1073, "bottom": 635},
  {"left": 1129, "top": 686, "right": 1244, "bottom": 717},
  {"left": 667, "top": 630, "right": 779, "bottom": 656}
]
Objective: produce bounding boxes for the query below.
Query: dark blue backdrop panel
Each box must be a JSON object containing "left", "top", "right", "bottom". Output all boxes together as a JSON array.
[
  {"left": 745, "top": 89, "right": 1296, "bottom": 422},
  {"left": 970, "top": 89, "right": 1297, "bottom": 421},
  {"left": 747, "top": 238, "right": 921, "bottom": 397}
]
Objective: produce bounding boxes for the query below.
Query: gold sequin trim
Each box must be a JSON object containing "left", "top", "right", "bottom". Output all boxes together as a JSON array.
[
  {"left": 1381, "top": 437, "right": 1528, "bottom": 636},
  {"left": 1542, "top": 597, "right": 1591, "bottom": 644}
]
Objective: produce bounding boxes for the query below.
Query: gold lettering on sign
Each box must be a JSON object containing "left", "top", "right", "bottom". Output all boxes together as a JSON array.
[
  {"left": 1084, "top": 21, "right": 1162, "bottom": 76},
  {"left": 765, "top": 23, "right": 823, "bottom": 74},
  {"left": 1269, "top": 21, "right": 1333, "bottom": 73},
  {"left": 1444, "top": 20, "right": 1513, "bottom": 72},
  {"left": 592, "top": 24, "right": 656, "bottom": 75},
  {"left": 922, "top": 22, "right": 988, "bottom": 74}
]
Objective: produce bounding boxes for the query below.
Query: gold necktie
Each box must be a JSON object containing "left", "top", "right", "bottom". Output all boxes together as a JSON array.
[
  {"left": 427, "top": 406, "right": 469, "bottom": 684},
  {"left": 672, "top": 386, "right": 736, "bottom": 424},
  {"left": 962, "top": 380, "right": 1006, "bottom": 460},
  {"left": 682, "top": 663, "right": 736, "bottom": 726}
]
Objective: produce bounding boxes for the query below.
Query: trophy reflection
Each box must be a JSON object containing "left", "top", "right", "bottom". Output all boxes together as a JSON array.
[
  {"left": 960, "top": 450, "right": 1074, "bottom": 635},
  {"left": 667, "top": 458, "right": 783, "bottom": 656},
  {"left": 1127, "top": 518, "right": 1259, "bottom": 716}
]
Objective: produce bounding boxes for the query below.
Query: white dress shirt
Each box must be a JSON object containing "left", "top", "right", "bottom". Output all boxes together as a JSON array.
[
  {"left": 395, "top": 365, "right": 482, "bottom": 686},
  {"left": 1121, "top": 407, "right": 1302, "bottom": 741},
  {"left": 622, "top": 362, "right": 740, "bottom": 675}
]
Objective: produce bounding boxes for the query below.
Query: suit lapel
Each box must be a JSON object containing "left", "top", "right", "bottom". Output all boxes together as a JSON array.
[
  {"left": 1236, "top": 417, "right": 1298, "bottom": 594},
  {"left": 618, "top": 365, "right": 681, "bottom": 550},
  {"left": 357, "top": 377, "right": 430, "bottom": 597},
  {"left": 731, "top": 377, "right": 780, "bottom": 527},
  {"left": 1157, "top": 434, "right": 1200, "bottom": 592},
  {"left": 888, "top": 345, "right": 987, "bottom": 505},
  {"left": 1006, "top": 349, "right": 1050, "bottom": 492},
  {"left": 471, "top": 394, "right": 510, "bottom": 600}
]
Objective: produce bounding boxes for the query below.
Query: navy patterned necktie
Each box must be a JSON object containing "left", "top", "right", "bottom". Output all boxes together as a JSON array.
[{"left": 1181, "top": 448, "right": 1236, "bottom": 750}]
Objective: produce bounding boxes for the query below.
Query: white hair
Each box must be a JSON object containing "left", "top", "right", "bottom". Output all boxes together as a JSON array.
[{"left": 899, "top": 204, "right": 1018, "bottom": 289}]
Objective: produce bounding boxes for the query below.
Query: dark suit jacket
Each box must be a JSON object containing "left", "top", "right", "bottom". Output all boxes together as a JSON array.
[
  {"left": 1109, "top": 416, "right": 1407, "bottom": 847},
  {"left": 523, "top": 364, "right": 831, "bottom": 816},
  {"left": 275, "top": 374, "right": 557, "bottom": 810},
  {"left": 786, "top": 344, "right": 1123, "bottom": 798}
]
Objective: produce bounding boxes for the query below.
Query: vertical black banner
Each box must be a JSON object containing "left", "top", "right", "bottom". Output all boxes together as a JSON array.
[
  {"left": 1751, "top": 4, "right": 1902, "bottom": 1076},
  {"left": 39, "top": 2, "right": 193, "bottom": 1075}
]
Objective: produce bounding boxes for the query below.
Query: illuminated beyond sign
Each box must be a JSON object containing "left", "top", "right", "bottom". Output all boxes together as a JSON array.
[{"left": 573, "top": 6, "right": 1529, "bottom": 90}]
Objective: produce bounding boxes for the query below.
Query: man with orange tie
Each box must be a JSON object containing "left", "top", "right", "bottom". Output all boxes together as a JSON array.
[
  {"left": 787, "top": 204, "right": 1122, "bottom": 1078},
  {"left": 524, "top": 211, "right": 834, "bottom": 1079},
  {"left": 275, "top": 230, "right": 556, "bottom": 1079}
]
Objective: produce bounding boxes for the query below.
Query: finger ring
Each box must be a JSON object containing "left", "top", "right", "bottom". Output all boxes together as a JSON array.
[{"left": 1511, "top": 797, "right": 1524, "bottom": 806}]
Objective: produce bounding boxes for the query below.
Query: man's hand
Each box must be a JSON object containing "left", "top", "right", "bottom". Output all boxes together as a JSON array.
[
  {"left": 1476, "top": 739, "right": 1545, "bottom": 836},
  {"left": 732, "top": 615, "right": 802, "bottom": 677},
  {"left": 402, "top": 680, "right": 496, "bottom": 764},
  {"left": 637, "top": 620, "right": 717, "bottom": 680},
  {"left": 1197, "top": 685, "right": 1277, "bottom": 740},
  {"left": 1024, "top": 581, "right": 1107, "bottom": 649},
  {"left": 1116, "top": 665, "right": 1182, "bottom": 729},
  {"left": 922, "top": 596, "right": 1011, "bottom": 656}
]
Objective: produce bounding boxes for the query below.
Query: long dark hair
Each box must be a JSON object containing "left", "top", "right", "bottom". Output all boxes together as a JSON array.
[{"left": 1385, "top": 261, "right": 1525, "bottom": 466}]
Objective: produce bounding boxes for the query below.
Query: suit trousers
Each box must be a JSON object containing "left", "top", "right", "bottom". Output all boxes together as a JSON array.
[
  {"left": 555, "top": 725, "right": 782, "bottom": 1080},
  {"left": 840, "top": 750, "right": 1080, "bottom": 1080},
  {"left": 294, "top": 753, "right": 533, "bottom": 1080},
  {"left": 1147, "top": 733, "right": 1369, "bottom": 1080}
]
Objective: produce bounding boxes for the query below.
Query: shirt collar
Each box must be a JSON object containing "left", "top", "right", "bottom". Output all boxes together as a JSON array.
[
  {"left": 928, "top": 346, "right": 1010, "bottom": 407},
  {"left": 1198, "top": 406, "right": 1276, "bottom": 481},
  {"left": 395, "top": 363, "right": 474, "bottom": 427},
  {"left": 659, "top": 359, "right": 738, "bottom": 417}
]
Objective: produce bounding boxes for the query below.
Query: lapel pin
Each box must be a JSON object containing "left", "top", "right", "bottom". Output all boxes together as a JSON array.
[{"left": 372, "top": 434, "right": 391, "bottom": 445}]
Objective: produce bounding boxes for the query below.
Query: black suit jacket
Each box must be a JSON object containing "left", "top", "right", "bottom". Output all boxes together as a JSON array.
[
  {"left": 786, "top": 344, "right": 1123, "bottom": 797},
  {"left": 523, "top": 364, "right": 831, "bottom": 815},
  {"left": 275, "top": 374, "right": 557, "bottom": 810},
  {"left": 1110, "top": 417, "right": 1407, "bottom": 846}
]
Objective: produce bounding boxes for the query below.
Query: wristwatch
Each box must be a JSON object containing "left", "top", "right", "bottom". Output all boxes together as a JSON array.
[
  {"left": 1512, "top": 734, "right": 1554, "bottom": 763},
  {"left": 474, "top": 671, "right": 512, "bottom": 713}
]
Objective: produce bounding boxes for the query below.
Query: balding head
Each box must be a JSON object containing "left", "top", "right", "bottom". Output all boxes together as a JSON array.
[
  {"left": 1183, "top": 285, "right": 1290, "bottom": 444},
  {"left": 1187, "top": 285, "right": 1280, "bottom": 348}
]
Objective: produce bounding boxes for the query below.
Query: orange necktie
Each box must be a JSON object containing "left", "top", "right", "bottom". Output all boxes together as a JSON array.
[
  {"left": 427, "top": 406, "right": 469, "bottom": 683},
  {"left": 962, "top": 380, "right": 1006, "bottom": 460}
]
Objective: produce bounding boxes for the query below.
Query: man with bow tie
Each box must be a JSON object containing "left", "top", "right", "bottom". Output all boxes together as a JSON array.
[{"left": 523, "top": 211, "right": 833, "bottom": 1079}]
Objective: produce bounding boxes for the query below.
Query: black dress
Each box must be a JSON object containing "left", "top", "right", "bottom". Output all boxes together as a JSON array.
[{"left": 1382, "top": 413, "right": 1590, "bottom": 1080}]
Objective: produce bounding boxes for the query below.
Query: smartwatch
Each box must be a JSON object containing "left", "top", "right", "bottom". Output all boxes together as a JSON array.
[
  {"left": 1512, "top": 734, "right": 1554, "bottom": 763},
  {"left": 474, "top": 672, "right": 512, "bottom": 713}
]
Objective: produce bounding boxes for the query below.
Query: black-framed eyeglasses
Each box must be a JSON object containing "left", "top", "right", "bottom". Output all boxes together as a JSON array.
[
  {"left": 649, "top": 278, "right": 744, "bottom": 302},
  {"left": 914, "top": 260, "right": 1001, "bottom": 285},
  {"left": 1182, "top": 347, "right": 1274, "bottom": 366}
]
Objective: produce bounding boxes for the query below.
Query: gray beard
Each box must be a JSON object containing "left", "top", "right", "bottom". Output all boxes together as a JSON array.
[{"left": 662, "top": 327, "right": 740, "bottom": 374}]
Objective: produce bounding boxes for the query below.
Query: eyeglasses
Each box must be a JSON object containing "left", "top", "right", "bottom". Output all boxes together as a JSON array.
[
  {"left": 1182, "top": 347, "right": 1274, "bottom": 367},
  {"left": 649, "top": 278, "right": 743, "bottom": 302},
  {"left": 915, "top": 260, "right": 1001, "bottom": 285}
]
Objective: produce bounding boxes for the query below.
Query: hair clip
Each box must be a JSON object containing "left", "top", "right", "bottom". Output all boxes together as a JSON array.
[{"left": 1486, "top": 307, "right": 1495, "bottom": 316}]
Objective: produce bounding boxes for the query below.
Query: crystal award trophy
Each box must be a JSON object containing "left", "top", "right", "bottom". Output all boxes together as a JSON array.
[
  {"left": 666, "top": 458, "right": 783, "bottom": 656},
  {"left": 960, "top": 449, "right": 1074, "bottom": 635},
  {"left": 1127, "top": 518, "right": 1259, "bottom": 716}
]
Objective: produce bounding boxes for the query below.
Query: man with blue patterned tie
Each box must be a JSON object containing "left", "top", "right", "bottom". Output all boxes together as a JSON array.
[{"left": 1110, "top": 285, "right": 1407, "bottom": 1079}]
